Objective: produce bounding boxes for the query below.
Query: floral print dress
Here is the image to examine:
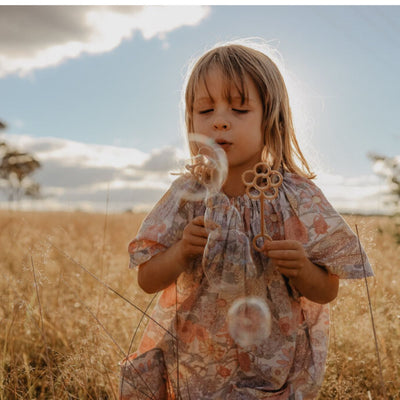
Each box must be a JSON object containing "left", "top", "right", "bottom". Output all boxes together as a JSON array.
[{"left": 120, "top": 172, "right": 373, "bottom": 400}]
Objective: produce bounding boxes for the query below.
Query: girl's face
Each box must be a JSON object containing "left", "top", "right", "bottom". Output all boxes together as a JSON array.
[{"left": 192, "top": 67, "right": 264, "bottom": 177}]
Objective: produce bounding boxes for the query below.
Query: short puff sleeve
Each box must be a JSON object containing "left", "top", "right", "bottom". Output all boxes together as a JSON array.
[
  {"left": 281, "top": 173, "right": 373, "bottom": 279},
  {"left": 128, "top": 175, "right": 196, "bottom": 270}
]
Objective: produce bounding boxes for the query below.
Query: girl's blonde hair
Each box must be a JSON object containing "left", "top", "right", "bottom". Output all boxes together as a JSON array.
[{"left": 184, "top": 41, "right": 315, "bottom": 179}]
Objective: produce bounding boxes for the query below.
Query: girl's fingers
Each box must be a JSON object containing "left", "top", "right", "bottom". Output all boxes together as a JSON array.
[
  {"left": 263, "top": 240, "right": 307, "bottom": 264},
  {"left": 267, "top": 249, "right": 299, "bottom": 260},
  {"left": 187, "top": 217, "right": 208, "bottom": 238},
  {"left": 195, "top": 225, "right": 207, "bottom": 237},
  {"left": 192, "top": 216, "right": 205, "bottom": 226},
  {"left": 184, "top": 228, "right": 208, "bottom": 242},
  {"left": 180, "top": 237, "right": 207, "bottom": 258},
  {"left": 183, "top": 220, "right": 208, "bottom": 248},
  {"left": 263, "top": 240, "right": 303, "bottom": 251}
]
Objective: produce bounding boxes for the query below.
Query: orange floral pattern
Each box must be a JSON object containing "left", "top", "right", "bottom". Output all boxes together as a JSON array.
[{"left": 120, "top": 173, "right": 373, "bottom": 399}]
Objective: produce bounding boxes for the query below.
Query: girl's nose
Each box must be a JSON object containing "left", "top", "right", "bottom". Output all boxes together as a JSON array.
[{"left": 213, "top": 118, "right": 231, "bottom": 131}]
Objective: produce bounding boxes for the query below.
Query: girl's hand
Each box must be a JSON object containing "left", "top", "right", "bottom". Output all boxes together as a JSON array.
[
  {"left": 262, "top": 240, "right": 311, "bottom": 279},
  {"left": 179, "top": 216, "right": 209, "bottom": 263},
  {"left": 262, "top": 239, "right": 339, "bottom": 304},
  {"left": 138, "top": 216, "right": 208, "bottom": 293}
]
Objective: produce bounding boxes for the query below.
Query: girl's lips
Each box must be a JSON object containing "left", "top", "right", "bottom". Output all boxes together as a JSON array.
[{"left": 216, "top": 140, "right": 232, "bottom": 150}]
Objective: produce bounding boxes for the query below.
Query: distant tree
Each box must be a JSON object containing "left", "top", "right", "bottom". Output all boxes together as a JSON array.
[
  {"left": 368, "top": 152, "right": 400, "bottom": 213},
  {"left": 0, "top": 120, "right": 42, "bottom": 202},
  {"left": 0, "top": 120, "right": 7, "bottom": 150}
]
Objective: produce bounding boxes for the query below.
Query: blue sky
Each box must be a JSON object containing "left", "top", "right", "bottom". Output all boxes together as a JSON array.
[{"left": 0, "top": 5, "right": 399, "bottom": 213}]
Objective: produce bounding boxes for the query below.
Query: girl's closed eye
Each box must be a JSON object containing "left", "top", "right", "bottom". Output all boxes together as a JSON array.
[
  {"left": 199, "top": 109, "right": 213, "bottom": 114},
  {"left": 232, "top": 108, "right": 249, "bottom": 114}
]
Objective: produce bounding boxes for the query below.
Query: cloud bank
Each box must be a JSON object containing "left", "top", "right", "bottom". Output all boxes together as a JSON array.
[
  {"left": 1, "top": 133, "right": 188, "bottom": 212},
  {"left": 0, "top": 5, "right": 210, "bottom": 78},
  {"left": 0, "top": 133, "right": 391, "bottom": 215}
]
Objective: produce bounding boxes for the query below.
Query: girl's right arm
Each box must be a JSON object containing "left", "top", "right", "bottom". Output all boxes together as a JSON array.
[{"left": 137, "top": 216, "right": 208, "bottom": 294}]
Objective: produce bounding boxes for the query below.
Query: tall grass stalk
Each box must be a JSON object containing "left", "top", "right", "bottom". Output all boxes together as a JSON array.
[
  {"left": 355, "top": 224, "right": 387, "bottom": 400},
  {"left": 0, "top": 210, "right": 399, "bottom": 398},
  {"left": 30, "top": 256, "right": 56, "bottom": 398}
]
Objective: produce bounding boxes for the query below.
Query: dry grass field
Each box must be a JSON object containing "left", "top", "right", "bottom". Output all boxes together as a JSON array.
[{"left": 0, "top": 209, "right": 399, "bottom": 399}]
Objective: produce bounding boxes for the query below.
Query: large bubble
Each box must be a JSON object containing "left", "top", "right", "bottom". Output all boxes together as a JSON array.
[
  {"left": 227, "top": 296, "right": 272, "bottom": 347},
  {"left": 173, "top": 134, "right": 228, "bottom": 203},
  {"left": 187, "top": 133, "right": 228, "bottom": 193}
]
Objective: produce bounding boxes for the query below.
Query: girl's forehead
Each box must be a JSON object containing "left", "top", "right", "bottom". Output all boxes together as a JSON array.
[{"left": 194, "top": 67, "right": 249, "bottom": 102}]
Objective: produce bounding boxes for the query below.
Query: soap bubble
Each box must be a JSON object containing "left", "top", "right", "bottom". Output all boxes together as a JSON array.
[
  {"left": 227, "top": 296, "right": 271, "bottom": 347},
  {"left": 174, "top": 134, "right": 228, "bottom": 203},
  {"left": 186, "top": 133, "right": 228, "bottom": 193}
]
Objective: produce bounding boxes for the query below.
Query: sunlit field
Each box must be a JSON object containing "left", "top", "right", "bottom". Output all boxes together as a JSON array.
[{"left": 1, "top": 210, "right": 399, "bottom": 399}]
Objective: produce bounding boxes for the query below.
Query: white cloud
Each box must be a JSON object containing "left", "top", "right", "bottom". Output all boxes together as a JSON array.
[
  {"left": 35, "top": 160, "right": 119, "bottom": 188},
  {"left": 3, "top": 133, "right": 148, "bottom": 167},
  {"left": 315, "top": 171, "right": 392, "bottom": 215},
  {"left": 137, "top": 146, "right": 187, "bottom": 172},
  {"left": 128, "top": 6, "right": 210, "bottom": 40},
  {"left": 0, "top": 133, "right": 393, "bottom": 214},
  {"left": 0, "top": 5, "right": 210, "bottom": 78},
  {"left": 1, "top": 133, "right": 182, "bottom": 212}
]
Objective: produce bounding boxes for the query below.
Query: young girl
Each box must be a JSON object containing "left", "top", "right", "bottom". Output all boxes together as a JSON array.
[{"left": 120, "top": 40, "right": 373, "bottom": 400}]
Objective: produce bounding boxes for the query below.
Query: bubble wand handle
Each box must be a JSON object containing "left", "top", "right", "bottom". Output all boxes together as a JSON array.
[
  {"left": 252, "top": 196, "right": 269, "bottom": 251},
  {"left": 242, "top": 149, "right": 283, "bottom": 251}
]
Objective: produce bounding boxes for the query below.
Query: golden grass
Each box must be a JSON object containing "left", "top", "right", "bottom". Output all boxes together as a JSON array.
[{"left": 0, "top": 210, "right": 399, "bottom": 399}]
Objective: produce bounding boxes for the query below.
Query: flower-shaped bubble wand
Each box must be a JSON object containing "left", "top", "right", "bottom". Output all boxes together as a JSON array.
[{"left": 242, "top": 147, "right": 283, "bottom": 251}]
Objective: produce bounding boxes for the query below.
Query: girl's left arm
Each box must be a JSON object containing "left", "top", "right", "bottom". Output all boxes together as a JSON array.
[{"left": 263, "top": 240, "right": 339, "bottom": 304}]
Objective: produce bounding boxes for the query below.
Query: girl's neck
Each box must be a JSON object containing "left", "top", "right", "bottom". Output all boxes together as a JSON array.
[{"left": 222, "top": 169, "right": 247, "bottom": 198}]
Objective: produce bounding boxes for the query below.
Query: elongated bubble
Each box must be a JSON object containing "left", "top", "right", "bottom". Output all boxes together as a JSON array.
[
  {"left": 173, "top": 134, "right": 228, "bottom": 203},
  {"left": 227, "top": 296, "right": 271, "bottom": 347},
  {"left": 182, "top": 134, "right": 259, "bottom": 292},
  {"left": 184, "top": 136, "right": 268, "bottom": 359},
  {"left": 187, "top": 133, "right": 228, "bottom": 193}
]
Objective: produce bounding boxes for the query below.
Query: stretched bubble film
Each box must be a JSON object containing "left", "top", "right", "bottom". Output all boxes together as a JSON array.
[
  {"left": 202, "top": 192, "right": 257, "bottom": 293},
  {"left": 183, "top": 134, "right": 257, "bottom": 292},
  {"left": 185, "top": 135, "right": 271, "bottom": 349}
]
